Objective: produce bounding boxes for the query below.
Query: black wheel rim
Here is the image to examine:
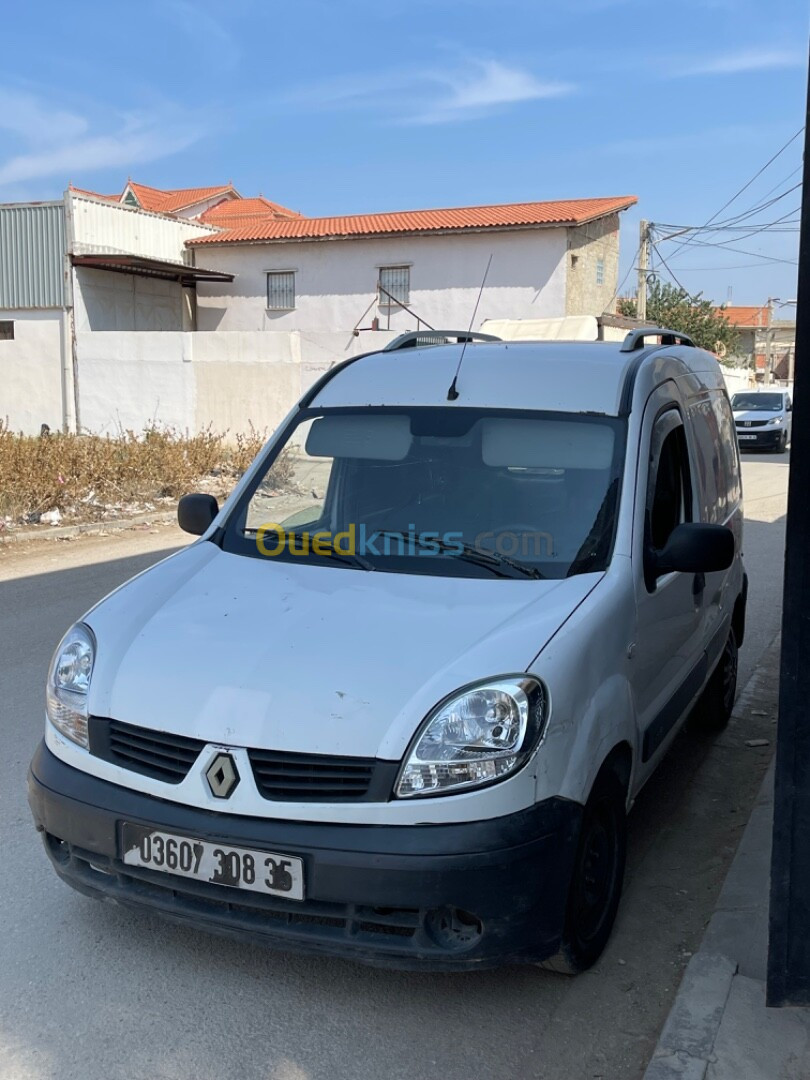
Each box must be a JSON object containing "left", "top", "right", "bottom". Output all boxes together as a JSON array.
[{"left": 571, "top": 797, "right": 620, "bottom": 948}]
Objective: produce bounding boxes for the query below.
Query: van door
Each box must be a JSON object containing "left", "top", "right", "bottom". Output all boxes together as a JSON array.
[{"left": 632, "top": 389, "right": 705, "bottom": 773}]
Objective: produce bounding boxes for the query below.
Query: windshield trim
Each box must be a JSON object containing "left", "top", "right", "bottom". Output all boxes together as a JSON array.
[{"left": 218, "top": 405, "right": 628, "bottom": 579}]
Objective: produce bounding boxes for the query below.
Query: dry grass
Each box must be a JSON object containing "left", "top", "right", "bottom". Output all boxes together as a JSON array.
[{"left": 0, "top": 421, "right": 291, "bottom": 526}]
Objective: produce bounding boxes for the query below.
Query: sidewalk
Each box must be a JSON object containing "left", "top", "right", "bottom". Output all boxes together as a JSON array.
[{"left": 644, "top": 637, "right": 810, "bottom": 1080}]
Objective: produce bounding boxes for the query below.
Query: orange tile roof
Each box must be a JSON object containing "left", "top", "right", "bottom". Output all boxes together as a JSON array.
[
  {"left": 126, "top": 182, "right": 237, "bottom": 214},
  {"left": 199, "top": 196, "right": 301, "bottom": 223},
  {"left": 719, "top": 305, "right": 769, "bottom": 327},
  {"left": 188, "top": 195, "right": 638, "bottom": 246}
]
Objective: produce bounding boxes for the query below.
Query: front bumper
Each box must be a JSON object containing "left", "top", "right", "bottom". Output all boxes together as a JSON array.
[
  {"left": 735, "top": 427, "right": 784, "bottom": 448},
  {"left": 29, "top": 742, "right": 582, "bottom": 970}
]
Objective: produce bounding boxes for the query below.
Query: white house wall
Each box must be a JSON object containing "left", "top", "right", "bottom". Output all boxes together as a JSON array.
[
  {"left": 0, "top": 309, "right": 65, "bottom": 433},
  {"left": 74, "top": 267, "right": 186, "bottom": 331},
  {"left": 194, "top": 228, "right": 568, "bottom": 333},
  {"left": 74, "top": 329, "right": 400, "bottom": 437}
]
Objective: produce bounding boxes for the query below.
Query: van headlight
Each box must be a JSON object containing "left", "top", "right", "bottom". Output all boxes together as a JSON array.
[
  {"left": 46, "top": 623, "right": 96, "bottom": 748},
  {"left": 767, "top": 417, "right": 783, "bottom": 425},
  {"left": 395, "top": 676, "right": 547, "bottom": 798}
]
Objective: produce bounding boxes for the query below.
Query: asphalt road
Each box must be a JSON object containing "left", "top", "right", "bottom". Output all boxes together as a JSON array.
[{"left": 0, "top": 452, "right": 789, "bottom": 1080}]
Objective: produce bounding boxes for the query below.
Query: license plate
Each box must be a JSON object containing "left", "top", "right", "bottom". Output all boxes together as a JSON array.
[
  {"left": 121, "top": 823, "right": 304, "bottom": 900},
  {"left": 738, "top": 434, "right": 757, "bottom": 440}
]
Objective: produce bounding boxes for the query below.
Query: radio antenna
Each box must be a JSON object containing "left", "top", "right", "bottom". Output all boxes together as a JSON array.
[{"left": 447, "top": 253, "right": 493, "bottom": 401}]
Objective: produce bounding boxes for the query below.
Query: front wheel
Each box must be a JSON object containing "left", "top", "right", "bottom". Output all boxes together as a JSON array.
[
  {"left": 773, "top": 432, "right": 788, "bottom": 453},
  {"left": 541, "top": 770, "right": 627, "bottom": 974},
  {"left": 691, "top": 627, "right": 738, "bottom": 732}
]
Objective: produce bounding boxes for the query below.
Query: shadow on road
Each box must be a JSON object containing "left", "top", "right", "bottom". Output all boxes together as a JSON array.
[{"left": 0, "top": 513, "right": 786, "bottom": 1080}]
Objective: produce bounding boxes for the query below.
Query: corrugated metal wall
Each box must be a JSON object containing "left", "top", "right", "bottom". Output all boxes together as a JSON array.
[
  {"left": 70, "top": 194, "right": 214, "bottom": 262},
  {"left": 0, "top": 202, "right": 65, "bottom": 308}
]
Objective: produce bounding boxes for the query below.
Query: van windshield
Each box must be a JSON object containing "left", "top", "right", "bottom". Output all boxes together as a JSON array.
[
  {"left": 221, "top": 407, "right": 626, "bottom": 580},
  {"left": 731, "top": 393, "right": 784, "bottom": 411}
]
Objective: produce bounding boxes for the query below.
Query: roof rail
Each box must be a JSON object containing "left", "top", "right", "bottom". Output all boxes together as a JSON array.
[
  {"left": 620, "top": 327, "right": 696, "bottom": 352},
  {"left": 382, "top": 330, "right": 501, "bottom": 352}
]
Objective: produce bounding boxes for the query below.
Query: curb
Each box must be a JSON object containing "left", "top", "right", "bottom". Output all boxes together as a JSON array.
[
  {"left": 644, "top": 952, "right": 737, "bottom": 1080},
  {"left": 0, "top": 510, "right": 178, "bottom": 545},
  {"left": 643, "top": 637, "right": 781, "bottom": 1080}
]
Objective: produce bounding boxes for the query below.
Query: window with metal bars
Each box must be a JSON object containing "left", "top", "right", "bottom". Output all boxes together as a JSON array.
[
  {"left": 266, "top": 271, "right": 296, "bottom": 310},
  {"left": 378, "top": 266, "right": 410, "bottom": 308},
  {"left": 0, "top": 321, "right": 14, "bottom": 341}
]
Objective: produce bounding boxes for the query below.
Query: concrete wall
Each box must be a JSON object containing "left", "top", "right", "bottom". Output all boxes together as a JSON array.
[
  {"left": 74, "top": 329, "right": 399, "bottom": 437},
  {"left": 565, "top": 213, "right": 620, "bottom": 317},
  {"left": 74, "top": 267, "right": 187, "bottom": 331},
  {"left": 194, "top": 228, "right": 569, "bottom": 333},
  {"left": 0, "top": 309, "right": 65, "bottom": 433}
]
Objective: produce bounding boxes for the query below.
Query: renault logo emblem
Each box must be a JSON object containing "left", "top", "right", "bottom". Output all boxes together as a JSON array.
[{"left": 205, "top": 752, "right": 240, "bottom": 799}]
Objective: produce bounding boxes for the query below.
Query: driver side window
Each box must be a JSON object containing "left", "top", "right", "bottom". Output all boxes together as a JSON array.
[{"left": 647, "top": 415, "right": 693, "bottom": 554}]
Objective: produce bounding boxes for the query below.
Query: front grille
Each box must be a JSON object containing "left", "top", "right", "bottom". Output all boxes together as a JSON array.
[
  {"left": 89, "top": 718, "right": 205, "bottom": 784},
  {"left": 736, "top": 419, "right": 768, "bottom": 428},
  {"left": 89, "top": 718, "right": 399, "bottom": 801},
  {"left": 248, "top": 747, "right": 398, "bottom": 802}
]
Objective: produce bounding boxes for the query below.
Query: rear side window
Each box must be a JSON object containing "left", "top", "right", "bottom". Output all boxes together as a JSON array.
[{"left": 688, "top": 392, "right": 740, "bottom": 524}]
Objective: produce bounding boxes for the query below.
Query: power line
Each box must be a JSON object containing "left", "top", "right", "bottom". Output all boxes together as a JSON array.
[
  {"left": 710, "top": 182, "right": 803, "bottom": 229},
  {"left": 712, "top": 165, "right": 803, "bottom": 227},
  {"left": 650, "top": 241, "right": 690, "bottom": 293},
  {"left": 660, "top": 237, "right": 798, "bottom": 266},
  {"left": 665, "top": 126, "right": 805, "bottom": 259},
  {"left": 662, "top": 262, "right": 791, "bottom": 271},
  {"left": 665, "top": 205, "right": 807, "bottom": 260},
  {"left": 655, "top": 189, "right": 803, "bottom": 239},
  {"left": 607, "top": 236, "right": 644, "bottom": 308}
]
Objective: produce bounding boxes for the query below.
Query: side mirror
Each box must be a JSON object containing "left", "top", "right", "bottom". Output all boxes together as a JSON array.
[
  {"left": 178, "top": 493, "right": 219, "bottom": 536},
  {"left": 654, "top": 523, "right": 735, "bottom": 578}
]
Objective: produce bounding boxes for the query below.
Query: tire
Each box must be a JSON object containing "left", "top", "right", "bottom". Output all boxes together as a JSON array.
[
  {"left": 541, "top": 769, "right": 627, "bottom": 975},
  {"left": 691, "top": 627, "right": 738, "bottom": 732},
  {"left": 773, "top": 432, "right": 788, "bottom": 453}
]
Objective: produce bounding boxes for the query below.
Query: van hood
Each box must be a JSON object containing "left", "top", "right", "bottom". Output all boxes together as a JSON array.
[
  {"left": 732, "top": 408, "right": 783, "bottom": 422},
  {"left": 85, "top": 542, "right": 600, "bottom": 760}
]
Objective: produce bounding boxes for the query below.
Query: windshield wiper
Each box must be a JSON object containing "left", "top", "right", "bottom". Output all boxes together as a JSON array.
[
  {"left": 373, "top": 531, "right": 544, "bottom": 579},
  {"left": 318, "top": 545, "right": 375, "bottom": 572}
]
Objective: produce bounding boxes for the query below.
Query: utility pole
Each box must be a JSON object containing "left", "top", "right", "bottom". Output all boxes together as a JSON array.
[
  {"left": 637, "top": 220, "right": 649, "bottom": 322},
  {"left": 765, "top": 298, "right": 774, "bottom": 383}
]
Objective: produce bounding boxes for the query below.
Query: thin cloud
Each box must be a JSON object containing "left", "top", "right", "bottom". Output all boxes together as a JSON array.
[
  {"left": 411, "top": 61, "right": 574, "bottom": 125},
  {"left": 159, "top": 1, "right": 240, "bottom": 69},
  {"left": 678, "top": 48, "right": 805, "bottom": 76},
  {"left": 284, "top": 59, "right": 574, "bottom": 126},
  {"left": 0, "top": 91, "right": 88, "bottom": 146},
  {"left": 0, "top": 91, "right": 205, "bottom": 187}
]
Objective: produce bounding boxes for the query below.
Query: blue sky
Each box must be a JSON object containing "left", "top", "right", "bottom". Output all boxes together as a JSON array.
[{"left": 0, "top": 0, "right": 806, "bottom": 305}]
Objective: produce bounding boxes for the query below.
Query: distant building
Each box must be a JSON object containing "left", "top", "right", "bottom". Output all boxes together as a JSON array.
[
  {"left": 0, "top": 181, "right": 637, "bottom": 435},
  {"left": 721, "top": 305, "right": 796, "bottom": 380}
]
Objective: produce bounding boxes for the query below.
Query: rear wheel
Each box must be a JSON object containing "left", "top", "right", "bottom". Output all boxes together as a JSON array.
[
  {"left": 541, "top": 769, "right": 627, "bottom": 974},
  {"left": 691, "top": 627, "right": 738, "bottom": 732}
]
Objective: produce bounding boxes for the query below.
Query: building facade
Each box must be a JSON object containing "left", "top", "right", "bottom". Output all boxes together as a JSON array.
[{"left": 0, "top": 182, "right": 636, "bottom": 436}]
